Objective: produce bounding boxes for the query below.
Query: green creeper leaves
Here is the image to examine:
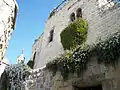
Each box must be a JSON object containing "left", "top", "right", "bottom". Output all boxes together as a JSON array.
[
  {"left": 47, "top": 32, "right": 120, "bottom": 80},
  {"left": 60, "top": 18, "right": 88, "bottom": 50}
]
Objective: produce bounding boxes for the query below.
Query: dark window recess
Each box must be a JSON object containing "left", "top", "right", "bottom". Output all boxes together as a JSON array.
[
  {"left": 0, "top": 44, "right": 3, "bottom": 49},
  {"left": 8, "top": 31, "right": 10, "bottom": 33},
  {"left": 70, "top": 13, "right": 76, "bottom": 22},
  {"left": 49, "top": 30, "right": 54, "bottom": 42},
  {"left": 27, "top": 52, "right": 36, "bottom": 69},
  {"left": 76, "top": 8, "right": 82, "bottom": 18},
  {"left": 74, "top": 84, "right": 102, "bottom": 90}
]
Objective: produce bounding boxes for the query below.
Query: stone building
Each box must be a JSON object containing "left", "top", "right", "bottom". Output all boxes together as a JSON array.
[
  {"left": 26, "top": 0, "right": 120, "bottom": 90},
  {"left": 31, "top": 0, "right": 120, "bottom": 68},
  {"left": 0, "top": 0, "right": 18, "bottom": 61}
]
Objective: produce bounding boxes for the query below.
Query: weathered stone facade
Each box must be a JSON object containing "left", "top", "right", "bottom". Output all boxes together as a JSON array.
[
  {"left": 31, "top": 0, "right": 120, "bottom": 68},
  {"left": 26, "top": 57, "right": 120, "bottom": 90},
  {"left": 27, "top": 0, "right": 120, "bottom": 90},
  {"left": 0, "top": 0, "right": 18, "bottom": 61}
]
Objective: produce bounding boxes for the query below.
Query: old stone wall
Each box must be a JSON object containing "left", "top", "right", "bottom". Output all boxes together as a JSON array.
[
  {"left": 0, "top": 0, "right": 18, "bottom": 60},
  {"left": 31, "top": 34, "right": 44, "bottom": 68},
  {"left": 32, "top": 0, "right": 120, "bottom": 68},
  {"left": 26, "top": 57, "right": 120, "bottom": 90}
]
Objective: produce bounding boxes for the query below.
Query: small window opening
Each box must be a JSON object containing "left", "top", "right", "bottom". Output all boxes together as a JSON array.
[
  {"left": 76, "top": 8, "right": 82, "bottom": 18},
  {"left": 27, "top": 52, "right": 36, "bottom": 69},
  {"left": 70, "top": 13, "right": 76, "bottom": 22},
  {"left": 0, "top": 44, "right": 3, "bottom": 49},
  {"left": 49, "top": 29, "right": 54, "bottom": 43},
  {"left": 8, "top": 31, "right": 10, "bottom": 33}
]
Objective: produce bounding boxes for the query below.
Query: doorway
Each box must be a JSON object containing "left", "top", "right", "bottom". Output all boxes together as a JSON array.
[{"left": 74, "top": 84, "right": 102, "bottom": 90}]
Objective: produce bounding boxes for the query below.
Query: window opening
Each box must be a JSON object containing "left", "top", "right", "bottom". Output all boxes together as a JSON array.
[
  {"left": 49, "top": 29, "right": 54, "bottom": 43},
  {"left": 70, "top": 13, "right": 76, "bottom": 22},
  {"left": 76, "top": 8, "right": 82, "bottom": 18}
]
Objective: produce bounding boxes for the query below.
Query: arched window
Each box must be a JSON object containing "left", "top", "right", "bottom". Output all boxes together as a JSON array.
[
  {"left": 76, "top": 8, "right": 82, "bottom": 18},
  {"left": 70, "top": 13, "right": 75, "bottom": 22}
]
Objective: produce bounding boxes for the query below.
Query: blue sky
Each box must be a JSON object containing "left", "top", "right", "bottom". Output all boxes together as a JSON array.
[{"left": 5, "top": 0, "right": 62, "bottom": 64}]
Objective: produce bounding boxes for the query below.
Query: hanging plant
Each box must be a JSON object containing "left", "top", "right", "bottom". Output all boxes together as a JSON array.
[
  {"left": 47, "top": 30, "right": 120, "bottom": 80},
  {"left": 46, "top": 45, "right": 91, "bottom": 80},
  {"left": 60, "top": 18, "right": 88, "bottom": 50},
  {"left": 95, "top": 32, "right": 120, "bottom": 66}
]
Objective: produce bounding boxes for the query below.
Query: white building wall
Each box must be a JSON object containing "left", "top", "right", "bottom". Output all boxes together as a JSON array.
[{"left": 0, "top": 0, "right": 18, "bottom": 61}]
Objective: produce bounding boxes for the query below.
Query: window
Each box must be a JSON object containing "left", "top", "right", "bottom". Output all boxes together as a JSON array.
[
  {"left": 8, "top": 30, "right": 10, "bottom": 33},
  {"left": 27, "top": 52, "right": 36, "bottom": 69},
  {"left": 76, "top": 8, "right": 82, "bottom": 18},
  {"left": 49, "top": 29, "right": 54, "bottom": 43},
  {"left": 0, "top": 44, "right": 3, "bottom": 49},
  {"left": 70, "top": 13, "right": 76, "bottom": 22}
]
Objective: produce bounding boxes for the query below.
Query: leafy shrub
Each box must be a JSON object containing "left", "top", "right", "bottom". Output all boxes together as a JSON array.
[
  {"left": 60, "top": 18, "right": 88, "bottom": 50},
  {"left": 5, "top": 63, "right": 31, "bottom": 90},
  {"left": 46, "top": 32, "right": 120, "bottom": 80},
  {"left": 95, "top": 32, "right": 120, "bottom": 66},
  {"left": 46, "top": 46, "right": 91, "bottom": 80}
]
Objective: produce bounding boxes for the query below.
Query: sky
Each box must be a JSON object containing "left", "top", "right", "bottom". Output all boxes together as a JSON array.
[{"left": 5, "top": 0, "right": 62, "bottom": 64}]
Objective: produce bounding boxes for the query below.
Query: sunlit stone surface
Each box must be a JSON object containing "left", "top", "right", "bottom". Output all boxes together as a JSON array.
[{"left": 0, "top": 0, "right": 18, "bottom": 61}]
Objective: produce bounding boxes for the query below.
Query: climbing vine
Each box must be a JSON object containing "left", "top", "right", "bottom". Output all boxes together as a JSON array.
[
  {"left": 46, "top": 32, "right": 120, "bottom": 80},
  {"left": 46, "top": 45, "right": 91, "bottom": 80},
  {"left": 95, "top": 32, "right": 120, "bottom": 66},
  {"left": 60, "top": 18, "right": 88, "bottom": 50},
  {"left": 4, "top": 64, "right": 31, "bottom": 90}
]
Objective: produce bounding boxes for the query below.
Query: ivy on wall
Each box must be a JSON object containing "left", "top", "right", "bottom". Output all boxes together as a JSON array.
[
  {"left": 46, "top": 45, "right": 91, "bottom": 80},
  {"left": 46, "top": 32, "right": 120, "bottom": 80},
  {"left": 60, "top": 18, "right": 88, "bottom": 50},
  {"left": 95, "top": 32, "right": 120, "bottom": 66}
]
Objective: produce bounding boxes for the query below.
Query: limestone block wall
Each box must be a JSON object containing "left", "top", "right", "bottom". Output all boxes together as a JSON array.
[
  {"left": 30, "top": 34, "right": 44, "bottom": 68},
  {"left": 26, "top": 57, "right": 120, "bottom": 90},
  {"left": 33, "top": 0, "right": 120, "bottom": 68},
  {"left": 0, "top": 0, "right": 18, "bottom": 60}
]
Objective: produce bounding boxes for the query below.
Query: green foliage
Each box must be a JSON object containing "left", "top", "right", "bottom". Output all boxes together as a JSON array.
[
  {"left": 60, "top": 18, "right": 88, "bottom": 50},
  {"left": 95, "top": 32, "right": 120, "bottom": 66},
  {"left": 46, "top": 32, "right": 120, "bottom": 80},
  {"left": 46, "top": 46, "right": 91, "bottom": 80},
  {"left": 5, "top": 63, "right": 31, "bottom": 90}
]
